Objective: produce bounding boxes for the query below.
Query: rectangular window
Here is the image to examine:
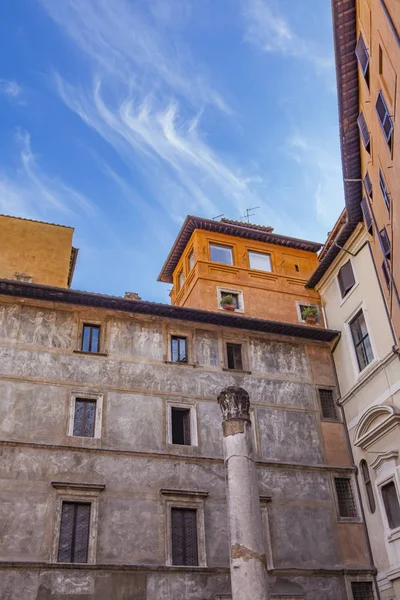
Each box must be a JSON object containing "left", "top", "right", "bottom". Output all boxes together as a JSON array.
[
  {"left": 379, "top": 227, "right": 391, "bottom": 259},
  {"left": 171, "top": 408, "right": 191, "bottom": 445},
  {"left": 81, "top": 324, "right": 100, "bottom": 353},
  {"left": 73, "top": 399, "right": 96, "bottom": 437},
  {"left": 171, "top": 336, "right": 187, "bottom": 363},
  {"left": 226, "top": 343, "right": 243, "bottom": 371},
  {"left": 178, "top": 271, "right": 185, "bottom": 290},
  {"left": 318, "top": 389, "right": 338, "bottom": 420},
  {"left": 363, "top": 172, "right": 372, "bottom": 198},
  {"left": 188, "top": 251, "right": 195, "bottom": 271},
  {"left": 220, "top": 291, "right": 240, "bottom": 309},
  {"left": 351, "top": 582, "right": 374, "bottom": 600},
  {"left": 210, "top": 243, "right": 233, "bottom": 265},
  {"left": 379, "top": 168, "right": 391, "bottom": 211},
  {"left": 355, "top": 34, "right": 370, "bottom": 84},
  {"left": 171, "top": 507, "right": 198, "bottom": 566},
  {"left": 338, "top": 260, "right": 356, "bottom": 298},
  {"left": 57, "top": 502, "right": 91, "bottom": 563},
  {"left": 381, "top": 481, "right": 400, "bottom": 529},
  {"left": 335, "top": 478, "right": 357, "bottom": 518},
  {"left": 376, "top": 91, "right": 394, "bottom": 147},
  {"left": 382, "top": 261, "right": 391, "bottom": 288},
  {"left": 248, "top": 251, "right": 272, "bottom": 272},
  {"left": 361, "top": 197, "right": 373, "bottom": 233},
  {"left": 349, "top": 310, "right": 374, "bottom": 371},
  {"left": 357, "top": 112, "right": 370, "bottom": 152}
]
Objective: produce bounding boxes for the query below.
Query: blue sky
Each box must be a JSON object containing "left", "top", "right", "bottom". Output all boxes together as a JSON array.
[{"left": 0, "top": 0, "right": 343, "bottom": 302}]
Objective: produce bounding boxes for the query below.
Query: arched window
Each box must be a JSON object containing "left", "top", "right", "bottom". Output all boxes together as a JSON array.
[{"left": 360, "top": 460, "right": 376, "bottom": 513}]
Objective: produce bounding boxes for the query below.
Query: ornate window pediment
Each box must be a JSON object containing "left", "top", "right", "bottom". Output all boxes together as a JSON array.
[{"left": 354, "top": 404, "right": 400, "bottom": 449}]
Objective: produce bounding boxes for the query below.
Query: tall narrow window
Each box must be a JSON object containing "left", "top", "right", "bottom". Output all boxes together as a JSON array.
[
  {"left": 338, "top": 260, "right": 356, "bottom": 298},
  {"left": 357, "top": 112, "right": 370, "bottom": 152},
  {"left": 376, "top": 91, "right": 394, "bottom": 148},
  {"left": 361, "top": 198, "right": 373, "bottom": 234},
  {"left": 379, "top": 168, "right": 391, "bottom": 211},
  {"left": 248, "top": 251, "right": 272, "bottom": 272},
  {"left": 171, "top": 407, "right": 191, "bottom": 445},
  {"left": 349, "top": 311, "right": 374, "bottom": 371},
  {"left": 171, "top": 508, "right": 198, "bottom": 566},
  {"left": 171, "top": 336, "right": 187, "bottom": 363},
  {"left": 318, "top": 389, "right": 338, "bottom": 420},
  {"left": 355, "top": 34, "right": 370, "bottom": 85},
  {"left": 335, "top": 478, "right": 357, "bottom": 518},
  {"left": 73, "top": 399, "right": 96, "bottom": 437},
  {"left": 81, "top": 324, "right": 100, "bottom": 353},
  {"left": 351, "top": 582, "right": 374, "bottom": 600},
  {"left": 178, "top": 271, "right": 185, "bottom": 290},
  {"left": 210, "top": 243, "right": 233, "bottom": 265},
  {"left": 379, "top": 227, "right": 391, "bottom": 259},
  {"left": 57, "top": 502, "right": 91, "bottom": 563},
  {"left": 226, "top": 343, "right": 243, "bottom": 371},
  {"left": 363, "top": 172, "right": 372, "bottom": 198},
  {"left": 360, "top": 460, "right": 376, "bottom": 513},
  {"left": 382, "top": 261, "right": 391, "bottom": 288},
  {"left": 381, "top": 481, "right": 400, "bottom": 529},
  {"left": 188, "top": 251, "right": 195, "bottom": 271}
]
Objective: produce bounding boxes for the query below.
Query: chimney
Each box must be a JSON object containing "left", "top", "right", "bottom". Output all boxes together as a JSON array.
[{"left": 124, "top": 292, "right": 142, "bottom": 301}]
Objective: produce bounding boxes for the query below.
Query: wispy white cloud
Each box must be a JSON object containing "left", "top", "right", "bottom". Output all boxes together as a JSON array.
[
  {"left": 241, "top": 0, "right": 334, "bottom": 73},
  {"left": 0, "top": 79, "right": 24, "bottom": 102},
  {"left": 0, "top": 129, "right": 96, "bottom": 221}
]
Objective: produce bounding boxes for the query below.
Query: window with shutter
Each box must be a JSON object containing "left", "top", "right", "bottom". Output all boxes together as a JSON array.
[
  {"left": 357, "top": 112, "right": 370, "bottom": 152},
  {"left": 351, "top": 582, "right": 374, "bottom": 600},
  {"left": 337, "top": 260, "right": 356, "bottom": 298},
  {"left": 171, "top": 407, "right": 191, "bottom": 445},
  {"left": 171, "top": 508, "right": 198, "bottom": 566},
  {"left": 381, "top": 481, "right": 400, "bottom": 529},
  {"left": 379, "top": 227, "right": 391, "bottom": 258},
  {"left": 57, "top": 502, "right": 91, "bottom": 563},
  {"left": 379, "top": 169, "right": 391, "bottom": 211},
  {"left": 361, "top": 198, "right": 373, "bottom": 233},
  {"left": 355, "top": 34, "right": 370, "bottom": 84},
  {"left": 226, "top": 343, "right": 243, "bottom": 370},
  {"left": 363, "top": 172, "right": 372, "bottom": 198},
  {"left": 73, "top": 399, "right": 96, "bottom": 437},
  {"left": 382, "top": 261, "right": 391, "bottom": 288},
  {"left": 335, "top": 478, "right": 357, "bottom": 518},
  {"left": 318, "top": 389, "right": 338, "bottom": 420},
  {"left": 360, "top": 460, "right": 375, "bottom": 514},
  {"left": 376, "top": 91, "right": 394, "bottom": 147}
]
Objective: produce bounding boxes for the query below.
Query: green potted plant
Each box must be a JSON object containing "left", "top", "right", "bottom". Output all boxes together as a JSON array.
[
  {"left": 221, "top": 294, "right": 236, "bottom": 311},
  {"left": 301, "top": 305, "right": 319, "bottom": 325}
]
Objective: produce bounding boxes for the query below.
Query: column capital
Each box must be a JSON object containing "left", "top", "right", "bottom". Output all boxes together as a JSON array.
[{"left": 218, "top": 386, "right": 250, "bottom": 422}]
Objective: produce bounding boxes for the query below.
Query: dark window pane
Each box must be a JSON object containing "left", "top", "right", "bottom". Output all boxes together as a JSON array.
[
  {"left": 171, "top": 408, "right": 191, "bottom": 445},
  {"left": 338, "top": 260, "right": 356, "bottom": 298},
  {"left": 210, "top": 244, "right": 233, "bottom": 265},
  {"left": 335, "top": 478, "right": 357, "bottom": 518},
  {"left": 361, "top": 197, "right": 373, "bottom": 233},
  {"left": 81, "top": 325, "right": 100, "bottom": 353},
  {"left": 382, "top": 261, "right": 391, "bottom": 288},
  {"left": 379, "top": 169, "right": 391, "bottom": 211},
  {"left": 363, "top": 172, "right": 372, "bottom": 198},
  {"left": 350, "top": 311, "right": 373, "bottom": 371},
  {"left": 360, "top": 460, "right": 376, "bottom": 513},
  {"left": 73, "top": 399, "right": 96, "bottom": 437},
  {"left": 379, "top": 227, "right": 391, "bottom": 258},
  {"left": 376, "top": 91, "right": 393, "bottom": 146},
  {"left": 58, "top": 502, "right": 91, "bottom": 563},
  {"left": 171, "top": 508, "right": 198, "bottom": 566},
  {"left": 226, "top": 343, "right": 243, "bottom": 370},
  {"left": 382, "top": 481, "right": 400, "bottom": 529},
  {"left": 355, "top": 34, "right": 370, "bottom": 78},
  {"left": 171, "top": 336, "right": 187, "bottom": 363},
  {"left": 319, "top": 389, "right": 337, "bottom": 420},
  {"left": 351, "top": 582, "right": 374, "bottom": 600},
  {"left": 357, "top": 112, "right": 370, "bottom": 151}
]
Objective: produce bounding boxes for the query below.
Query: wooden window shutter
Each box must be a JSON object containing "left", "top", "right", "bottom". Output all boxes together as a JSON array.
[
  {"left": 357, "top": 112, "right": 370, "bottom": 150},
  {"left": 171, "top": 508, "right": 198, "bottom": 566},
  {"left": 182, "top": 411, "right": 191, "bottom": 445},
  {"left": 379, "top": 227, "right": 391, "bottom": 258},
  {"left": 361, "top": 197, "right": 373, "bottom": 233},
  {"left": 355, "top": 34, "right": 369, "bottom": 77},
  {"left": 363, "top": 172, "right": 372, "bottom": 198},
  {"left": 58, "top": 502, "right": 91, "bottom": 563},
  {"left": 338, "top": 260, "right": 355, "bottom": 298}
]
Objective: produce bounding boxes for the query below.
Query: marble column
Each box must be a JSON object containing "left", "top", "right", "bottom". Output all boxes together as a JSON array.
[{"left": 218, "top": 386, "right": 270, "bottom": 600}]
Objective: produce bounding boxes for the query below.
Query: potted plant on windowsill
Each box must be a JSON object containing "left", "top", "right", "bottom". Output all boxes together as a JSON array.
[
  {"left": 301, "top": 306, "right": 319, "bottom": 325},
  {"left": 221, "top": 294, "right": 236, "bottom": 311}
]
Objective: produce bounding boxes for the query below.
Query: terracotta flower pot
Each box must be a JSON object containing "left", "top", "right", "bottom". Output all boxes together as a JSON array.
[
  {"left": 305, "top": 316, "right": 317, "bottom": 325},
  {"left": 222, "top": 304, "right": 236, "bottom": 311}
]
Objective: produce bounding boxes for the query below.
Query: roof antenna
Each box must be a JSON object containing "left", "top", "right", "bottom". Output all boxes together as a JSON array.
[
  {"left": 241, "top": 206, "right": 260, "bottom": 223},
  {"left": 213, "top": 213, "right": 224, "bottom": 220}
]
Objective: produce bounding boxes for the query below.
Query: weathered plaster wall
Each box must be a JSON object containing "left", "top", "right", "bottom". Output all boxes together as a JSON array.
[{"left": 0, "top": 298, "right": 372, "bottom": 599}]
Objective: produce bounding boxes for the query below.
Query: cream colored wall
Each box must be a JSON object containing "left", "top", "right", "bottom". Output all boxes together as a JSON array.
[{"left": 318, "top": 223, "right": 400, "bottom": 597}]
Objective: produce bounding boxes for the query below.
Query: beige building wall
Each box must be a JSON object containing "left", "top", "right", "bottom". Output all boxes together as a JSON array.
[{"left": 317, "top": 222, "right": 400, "bottom": 599}]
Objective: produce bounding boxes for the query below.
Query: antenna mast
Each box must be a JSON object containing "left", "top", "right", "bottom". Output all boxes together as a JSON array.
[{"left": 242, "top": 206, "right": 260, "bottom": 223}]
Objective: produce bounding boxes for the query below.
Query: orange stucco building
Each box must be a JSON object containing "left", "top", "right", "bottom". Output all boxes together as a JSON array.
[
  {"left": 0, "top": 214, "right": 78, "bottom": 288},
  {"left": 159, "top": 216, "right": 324, "bottom": 326}
]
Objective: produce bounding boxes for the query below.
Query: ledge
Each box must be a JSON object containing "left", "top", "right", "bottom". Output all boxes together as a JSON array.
[
  {"left": 222, "top": 368, "right": 252, "bottom": 375},
  {"left": 51, "top": 482, "right": 106, "bottom": 492},
  {"left": 160, "top": 488, "right": 209, "bottom": 498},
  {"left": 73, "top": 350, "right": 108, "bottom": 357},
  {"left": 164, "top": 361, "right": 196, "bottom": 367}
]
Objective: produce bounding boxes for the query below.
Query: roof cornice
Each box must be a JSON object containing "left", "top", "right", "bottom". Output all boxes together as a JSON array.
[{"left": 0, "top": 279, "right": 339, "bottom": 343}]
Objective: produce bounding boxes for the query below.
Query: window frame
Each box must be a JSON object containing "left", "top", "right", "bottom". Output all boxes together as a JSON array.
[
  {"left": 226, "top": 342, "right": 244, "bottom": 371},
  {"left": 217, "top": 287, "right": 244, "bottom": 313},
  {"left": 355, "top": 33, "right": 370, "bottom": 86},
  {"left": 379, "top": 227, "right": 391, "bottom": 259},
  {"left": 361, "top": 197, "right": 373, "bottom": 234},
  {"left": 248, "top": 250, "right": 272, "bottom": 272},
  {"left": 81, "top": 323, "right": 101, "bottom": 353},
  {"left": 348, "top": 308, "right": 375, "bottom": 374},
  {"left": 318, "top": 387, "right": 339, "bottom": 422},
  {"left": 68, "top": 392, "right": 103, "bottom": 440},
  {"left": 166, "top": 401, "right": 198, "bottom": 448},
  {"left": 333, "top": 476, "right": 359, "bottom": 521},
  {"left": 379, "top": 168, "right": 391, "bottom": 212},
  {"left": 380, "top": 479, "right": 400, "bottom": 530},
  {"left": 170, "top": 335, "right": 188, "bottom": 363},
  {"left": 360, "top": 460, "right": 376, "bottom": 514},
  {"left": 166, "top": 330, "right": 193, "bottom": 365},
  {"left": 178, "top": 270, "right": 185, "bottom": 291},
  {"left": 337, "top": 259, "right": 356, "bottom": 299},
  {"left": 376, "top": 90, "right": 394, "bottom": 148},
  {"left": 188, "top": 249, "right": 195, "bottom": 272},
  {"left": 382, "top": 260, "right": 391, "bottom": 289},
  {"left": 357, "top": 111, "right": 371, "bottom": 153},
  {"left": 349, "top": 580, "right": 376, "bottom": 600},
  {"left": 296, "top": 302, "right": 321, "bottom": 324},
  {"left": 209, "top": 243, "right": 234, "bottom": 266}
]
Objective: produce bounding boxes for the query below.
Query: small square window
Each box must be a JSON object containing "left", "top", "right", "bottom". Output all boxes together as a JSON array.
[
  {"left": 210, "top": 243, "right": 233, "bottom": 265},
  {"left": 248, "top": 251, "right": 272, "bottom": 272},
  {"left": 381, "top": 481, "right": 400, "bottom": 529},
  {"left": 171, "top": 407, "right": 191, "bottom": 445},
  {"left": 226, "top": 343, "right": 243, "bottom": 371},
  {"left": 58, "top": 502, "right": 91, "bottom": 563},
  {"left": 171, "top": 336, "right": 187, "bottom": 363},
  {"left": 73, "top": 399, "right": 96, "bottom": 438},
  {"left": 171, "top": 507, "right": 198, "bottom": 566},
  {"left": 335, "top": 477, "right": 357, "bottom": 518},
  {"left": 81, "top": 324, "right": 100, "bottom": 353},
  {"left": 298, "top": 303, "right": 321, "bottom": 324},
  {"left": 351, "top": 581, "right": 374, "bottom": 600},
  {"left": 318, "top": 389, "right": 338, "bottom": 420},
  {"left": 338, "top": 260, "right": 356, "bottom": 298}
]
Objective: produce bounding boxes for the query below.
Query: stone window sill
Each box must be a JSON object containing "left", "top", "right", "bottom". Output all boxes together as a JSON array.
[
  {"left": 222, "top": 367, "right": 251, "bottom": 375},
  {"left": 73, "top": 349, "right": 108, "bottom": 357},
  {"left": 164, "top": 361, "right": 196, "bottom": 367}
]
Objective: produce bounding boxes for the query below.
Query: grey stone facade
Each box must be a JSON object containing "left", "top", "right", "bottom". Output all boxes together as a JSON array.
[{"left": 0, "top": 296, "right": 374, "bottom": 599}]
